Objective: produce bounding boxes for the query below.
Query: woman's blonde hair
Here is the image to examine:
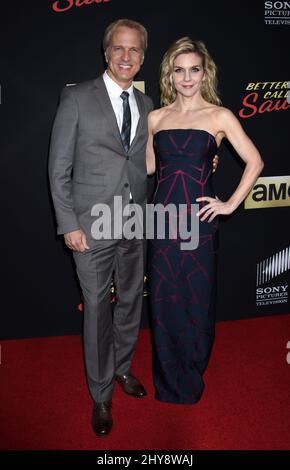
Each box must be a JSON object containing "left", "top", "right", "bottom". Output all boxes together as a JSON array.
[{"left": 160, "top": 37, "right": 221, "bottom": 106}]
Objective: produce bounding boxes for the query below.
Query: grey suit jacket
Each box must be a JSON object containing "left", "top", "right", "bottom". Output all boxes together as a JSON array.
[{"left": 49, "top": 76, "right": 153, "bottom": 240}]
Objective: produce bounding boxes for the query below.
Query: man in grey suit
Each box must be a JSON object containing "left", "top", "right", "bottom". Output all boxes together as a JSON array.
[{"left": 49, "top": 19, "right": 153, "bottom": 437}]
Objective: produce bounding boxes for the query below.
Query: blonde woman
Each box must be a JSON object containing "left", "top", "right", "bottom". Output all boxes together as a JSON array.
[{"left": 146, "top": 37, "right": 263, "bottom": 404}]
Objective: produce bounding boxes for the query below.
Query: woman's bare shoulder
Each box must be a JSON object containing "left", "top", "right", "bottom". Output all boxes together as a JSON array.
[
  {"left": 211, "top": 105, "right": 235, "bottom": 119},
  {"left": 148, "top": 107, "right": 170, "bottom": 129}
]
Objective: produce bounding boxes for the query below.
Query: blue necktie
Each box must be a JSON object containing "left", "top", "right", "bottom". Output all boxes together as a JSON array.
[{"left": 120, "top": 91, "right": 131, "bottom": 153}]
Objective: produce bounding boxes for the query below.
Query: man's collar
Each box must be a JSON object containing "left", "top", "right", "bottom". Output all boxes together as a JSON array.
[{"left": 103, "top": 71, "right": 134, "bottom": 97}]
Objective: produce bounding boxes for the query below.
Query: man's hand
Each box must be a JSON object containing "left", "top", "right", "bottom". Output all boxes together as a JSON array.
[
  {"left": 64, "top": 230, "right": 89, "bottom": 252},
  {"left": 212, "top": 155, "right": 219, "bottom": 173}
]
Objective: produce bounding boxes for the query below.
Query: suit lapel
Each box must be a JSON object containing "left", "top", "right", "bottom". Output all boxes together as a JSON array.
[
  {"left": 129, "top": 87, "right": 146, "bottom": 154},
  {"left": 93, "top": 76, "right": 123, "bottom": 150},
  {"left": 93, "top": 77, "right": 147, "bottom": 154}
]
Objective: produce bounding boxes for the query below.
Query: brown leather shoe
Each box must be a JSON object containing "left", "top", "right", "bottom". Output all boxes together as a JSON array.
[
  {"left": 116, "top": 373, "right": 147, "bottom": 398},
  {"left": 92, "top": 400, "right": 112, "bottom": 437}
]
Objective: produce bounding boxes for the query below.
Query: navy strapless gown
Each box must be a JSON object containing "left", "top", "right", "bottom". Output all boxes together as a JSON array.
[{"left": 148, "top": 129, "right": 219, "bottom": 404}]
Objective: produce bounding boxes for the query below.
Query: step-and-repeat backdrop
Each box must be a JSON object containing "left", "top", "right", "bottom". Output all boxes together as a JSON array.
[{"left": 0, "top": 0, "right": 289, "bottom": 338}]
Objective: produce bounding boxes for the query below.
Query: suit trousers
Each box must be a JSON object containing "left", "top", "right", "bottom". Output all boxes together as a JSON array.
[{"left": 73, "top": 237, "right": 144, "bottom": 403}]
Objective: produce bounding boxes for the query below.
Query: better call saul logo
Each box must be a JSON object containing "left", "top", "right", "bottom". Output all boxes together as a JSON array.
[
  {"left": 52, "top": 0, "right": 111, "bottom": 13},
  {"left": 239, "top": 81, "right": 290, "bottom": 119},
  {"left": 245, "top": 176, "right": 290, "bottom": 209}
]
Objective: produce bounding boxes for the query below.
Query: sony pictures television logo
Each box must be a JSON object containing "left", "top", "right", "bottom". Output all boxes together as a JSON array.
[
  {"left": 264, "top": 1, "right": 290, "bottom": 25},
  {"left": 256, "top": 246, "right": 290, "bottom": 306},
  {"left": 256, "top": 285, "right": 288, "bottom": 305}
]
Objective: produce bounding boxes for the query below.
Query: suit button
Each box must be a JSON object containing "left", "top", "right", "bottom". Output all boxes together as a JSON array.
[
  {"left": 126, "top": 156, "right": 129, "bottom": 160},
  {"left": 124, "top": 183, "right": 129, "bottom": 187}
]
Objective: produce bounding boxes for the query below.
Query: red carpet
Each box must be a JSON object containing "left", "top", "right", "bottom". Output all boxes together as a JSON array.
[{"left": 0, "top": 314, "right": 289, "bottom": 450}]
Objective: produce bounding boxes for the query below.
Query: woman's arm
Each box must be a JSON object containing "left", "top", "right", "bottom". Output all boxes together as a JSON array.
[
  {"left": 146, "top": 112, "right": 157, "bottom": 175},
  {"left": 197, "top": 108, "right": 264, "bottom": 222}
]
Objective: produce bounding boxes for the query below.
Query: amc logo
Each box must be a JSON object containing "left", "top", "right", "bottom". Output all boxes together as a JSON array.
[{"left": 245, "top": 176, "right": 290, "bottom": 209}]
